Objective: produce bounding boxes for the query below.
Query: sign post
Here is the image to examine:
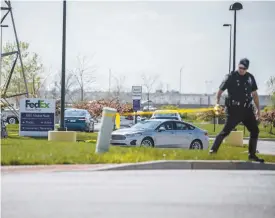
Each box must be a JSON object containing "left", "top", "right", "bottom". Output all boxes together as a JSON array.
[
  {"left": 132, "top": 86, "right": 142, "bottom": 124},
  {"left": 19, "top": 98, "right": 56, "bottom": 137}
]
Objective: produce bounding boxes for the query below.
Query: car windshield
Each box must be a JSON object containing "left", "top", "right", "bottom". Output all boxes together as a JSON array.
[
  {"left": 153, "top": 113, "right": 177, "bottom": 117},
  {"left": 131, "top": 120, "right": 162, "bottom": 130},
  {"left": 65, "top": 110, "right": 86, "bottom": 117}
]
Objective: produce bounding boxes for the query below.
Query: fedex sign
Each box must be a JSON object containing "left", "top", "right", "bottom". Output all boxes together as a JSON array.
[{"left": 25, "top": 100, "right": 50, "bottom": 109}]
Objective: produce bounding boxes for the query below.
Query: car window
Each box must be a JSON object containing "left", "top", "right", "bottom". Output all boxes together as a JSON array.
[
  {"left": 65, "top": 110, "right": 86, "bottom": 117},
  {"left": 175, "top": 122, "right": 188, "bottom": 130},
  {"left": 131, "top": 120, "right": 162, "bottom": 129},
  {"left": 158, "top": 121, "right": 175, "bottom": 130},
  {"left": 151, "top": 116, "right": 179, "bottom": 120},
  {"left": 153, "top": 112, "right": 177, "bottom": 117}
]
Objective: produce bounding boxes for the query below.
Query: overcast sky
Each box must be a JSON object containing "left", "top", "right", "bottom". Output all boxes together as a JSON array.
[{"left": 1, "top": 0, "right": 275, "bottom": 94}]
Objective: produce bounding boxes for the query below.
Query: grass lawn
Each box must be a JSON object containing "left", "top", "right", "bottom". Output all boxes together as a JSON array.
[
  {"left": 195, "top": 123, "right": 275, "bottom": 139},
  {"left": 2, "top": 125, "right": 275, "bottom": 165}
]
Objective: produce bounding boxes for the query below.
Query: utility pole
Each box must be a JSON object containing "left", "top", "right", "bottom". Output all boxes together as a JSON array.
[
  {"left": 59, "top": 0, "right": 67, "bottom": 131},
  {"left": 180, "top": 66, "right": 183, "bottom": 93},
  {"left": 109, "top": 68, "right": 111, "bottom": 93}
]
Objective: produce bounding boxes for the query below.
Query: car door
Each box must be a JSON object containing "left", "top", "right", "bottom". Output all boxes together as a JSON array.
[
  {"left": 174, "top": 122, "right": 194, "bottom": 148},
  {"left": 154, "top": 121, "right": 177, "bottom": 148}
]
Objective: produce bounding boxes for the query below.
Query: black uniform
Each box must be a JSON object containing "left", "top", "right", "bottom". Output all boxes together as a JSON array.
[{"left": 209, "top": 60, "right": 264, "bottom": 162}]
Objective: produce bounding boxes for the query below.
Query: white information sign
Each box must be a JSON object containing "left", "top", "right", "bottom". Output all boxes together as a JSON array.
[
  {"left": 19, "top": 98, "right": 56, "bottom": 137},
  {"left": 132, "top": 86, "right": 142, "bottom": 100}
]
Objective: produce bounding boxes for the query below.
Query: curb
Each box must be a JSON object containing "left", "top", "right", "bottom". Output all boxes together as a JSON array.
[
  {"left": 1, "top": 164, "right": 116, "bottom": 173},
  {"left": 95, "top": 160, "right": 275, "bottom": 171}
]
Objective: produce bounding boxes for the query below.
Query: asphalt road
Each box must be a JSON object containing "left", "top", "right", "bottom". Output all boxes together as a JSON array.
[
  {"left": 2, "top": 170, "right": 275, "bottom": 218},
  {"left": 243, "top": 139, "right": 275, "bottom": 155}
]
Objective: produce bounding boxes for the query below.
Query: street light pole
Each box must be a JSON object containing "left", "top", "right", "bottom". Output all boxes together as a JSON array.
[
  {"left": 223, "top": 24, "right": 232, "bottom": 74},
  {"left": 229, "top": 2, "right": 243, "bottom": 71},
  {"left": 59, "top": 0, "right": 67, "bottom": 131},
  {"left": 109, "top": 69, "right": 111, "bottom": 93},
  {"left": 180, "top": 66, "right": 183, "bottom": 93}
]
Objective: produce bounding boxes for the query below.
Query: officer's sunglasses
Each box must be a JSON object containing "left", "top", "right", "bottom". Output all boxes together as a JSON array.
[{"left": 239, "top": 66, "right": 247, "bottom": 70}]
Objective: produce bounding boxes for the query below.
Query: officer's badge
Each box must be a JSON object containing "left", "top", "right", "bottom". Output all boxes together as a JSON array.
[{"left": 248, "top": 77, "right": 252, "bottom": 85}]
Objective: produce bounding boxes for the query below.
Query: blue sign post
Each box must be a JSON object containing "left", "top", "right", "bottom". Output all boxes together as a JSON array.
[{"left": 133, "top": 99, "right": 141, "bottom": 111}]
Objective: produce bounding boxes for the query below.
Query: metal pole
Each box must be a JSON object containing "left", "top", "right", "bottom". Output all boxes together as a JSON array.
[
  {"left": 59, "top": 0, "right": 67, "bottom": 131},
  {"left": 232, "top": 10, "right": 237, "bottom": 71},
  {"left": 147, "top": 92, "right": 149, "bottom": 111},
  {"left": 1, "top": 25, "right": 9, "bottom": 91},
  {"left": 214, "top": 113, "right": 216, "bottom": 132},
  {"left": 0, "top": 26, "right": 3, "bottom": 78},
  {"left": 179, "top": 67, "right": 182, "bottom": 93},
  {"left": 9, "top": 1, "right": 29, "bottom": 97},
  {"left": 109, "top": 69, "right": 111, "bottom": 93},
  {"left": 229, "top": 25, "right": 232, "bottom": 73}
]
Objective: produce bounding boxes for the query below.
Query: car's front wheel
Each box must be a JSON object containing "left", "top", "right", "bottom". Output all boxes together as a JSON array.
[
  {"left": 189, "top": 140, "right": 203, "bottom": 150},
  {"left": 141, "top": 137, "right": 154, "bottom": 147}
]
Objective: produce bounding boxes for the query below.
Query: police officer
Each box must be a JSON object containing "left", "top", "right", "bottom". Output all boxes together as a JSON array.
[{"left": 209, "top": 58, "right": 264, "bottom": 163}]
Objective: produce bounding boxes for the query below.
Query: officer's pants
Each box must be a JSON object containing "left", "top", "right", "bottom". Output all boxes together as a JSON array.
[{"left": 210, "top": 106, "right": 259, "bottom": 155}]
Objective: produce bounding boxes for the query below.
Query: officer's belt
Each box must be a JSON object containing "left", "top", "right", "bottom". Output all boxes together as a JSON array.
[{"left": 229, "top": 99, "right": 252, "bottom": 108}]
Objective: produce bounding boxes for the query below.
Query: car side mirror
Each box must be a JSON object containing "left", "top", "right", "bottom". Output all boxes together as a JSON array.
[{"left": 158, "top": 126, "right": 166, "bottom": 132}]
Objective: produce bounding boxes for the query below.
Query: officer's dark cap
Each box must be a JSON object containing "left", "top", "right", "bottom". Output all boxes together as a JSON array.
[{"left": 239, "top": 58, "right": 249, "bottom": 69}]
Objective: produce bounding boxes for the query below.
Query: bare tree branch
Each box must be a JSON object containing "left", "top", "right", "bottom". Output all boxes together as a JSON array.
[
  {"left": 72, "top": 55, "right": 97, "bottom": 101},
  {"left": 141, "top": 74, "right": 158, "bottom": 93},
  {"left": 267, "top": 76, "right": 275, "bottom": 94},
  {"left": 112, "top": 74, "right": 126, "bottom": 100}
]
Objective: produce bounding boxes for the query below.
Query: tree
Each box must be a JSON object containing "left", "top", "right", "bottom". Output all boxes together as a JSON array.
[
  {"left": 197, "top": 107, "right": 226, "bottom": 122},
  {"left": 73, "top": 99, "right": 132, "bottom": 118},
  {"left": 50, "top": 71, "right": 76, "bottom": 103},
  {"left": 266, "top": 76, "right": 275, "bottom": 108},
  {"left": 142, "top": 74, "right": 158, "bottom": 109},
  {"left": 260, "top": 110, "right": 275, "bottom": 134},
  {"left": 1, "top": 41, "right": 43, "bottom": 101},
  {"left": 112, "top": 74, "right": 126, "bottom": 100},
  {"left": 71, "top": 55, "right": 97, "bottom": 101}
]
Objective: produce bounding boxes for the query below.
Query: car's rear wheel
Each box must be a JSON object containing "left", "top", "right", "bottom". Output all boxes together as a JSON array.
[
  {"left": 190, "top": 140, "right": 203, "bottom": 150},
  {"left": 7, "top": 117, "right": 18, "bottom": 124},
  {"left": 141, "top": 137, "right": 154, "bottom": 147}
]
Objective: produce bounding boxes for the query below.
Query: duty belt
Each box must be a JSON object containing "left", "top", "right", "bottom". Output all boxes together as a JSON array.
[{"left": 230, "top": 100, "right": 252, "bottom": 108}]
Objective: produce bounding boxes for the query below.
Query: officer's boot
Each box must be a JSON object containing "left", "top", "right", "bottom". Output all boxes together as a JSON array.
[
  {"left": 248, "top": 138, "right": 264, "bottom": 163},
  {"left": 209, "top": 134, "right": 225, "bottom": 154}
]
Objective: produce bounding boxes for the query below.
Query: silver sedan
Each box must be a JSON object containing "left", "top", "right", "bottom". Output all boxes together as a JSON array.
[{"left": 111, "top": 119, "right": 209, "bottom": 149}]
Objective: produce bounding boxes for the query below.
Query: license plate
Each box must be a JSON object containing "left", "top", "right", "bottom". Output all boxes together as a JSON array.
[{"left": 70, "top": 120, "right": 76, "bottom": 122}]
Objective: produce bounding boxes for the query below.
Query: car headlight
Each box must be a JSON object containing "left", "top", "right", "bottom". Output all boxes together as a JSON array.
[{"left": 125, "top": 133, "right": 142, "bottom": 137}]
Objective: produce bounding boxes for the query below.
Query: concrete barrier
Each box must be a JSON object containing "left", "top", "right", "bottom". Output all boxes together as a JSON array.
[
  {"left": 95, "top": 107, "right": 117, "bottom": 153},
  {"left": 224, "top": 131, "right": 244, "bottom": 146},
  {"left": 48, "top": 131, "right": 77, "bottom": 142}
]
